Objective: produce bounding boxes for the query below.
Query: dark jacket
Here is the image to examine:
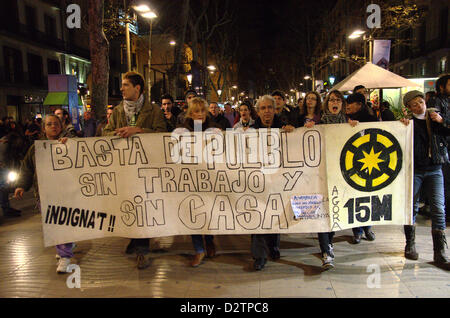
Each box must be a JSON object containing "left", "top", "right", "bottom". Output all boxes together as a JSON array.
[
  {"left": 182, "top": 117, "right": 222, "bottom": 132},
  {"left": 412, "top": 115, "right": 450, "bottom": 169},
  {"left": 251, "top": 115, "right": 284, "bottom": 129},
  {"left": 164, "top": 107, "right": 182, "bottom": 132},
  {"left": 278, "top": 105, "right": 301, "bottom": 127},
  {"left": 208, "top": 113, "right": 231, "bottom": 130},
  {"left": 347, "top": 106, "right": 378, "bottom": 123},
  {"left": 380, "top": 109, "right": 396, "bottom": 121},
  {"left": 428, "top": 95, "right": 450, "bottom": 128}
]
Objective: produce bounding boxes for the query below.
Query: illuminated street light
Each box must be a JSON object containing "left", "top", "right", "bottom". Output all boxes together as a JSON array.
[
  {"left": 142, "top": 11, "right": 157, "bottom": 19},
  {"left": 133, "top": 4, "right": 151, "bottom": 12},
  {"left": 207, "top": 65, "right": 216, "bottom": 71},
  {"left": 187, "top": 73, "right": 192, "bottom": 86},
  {"left": 304, "top": 75, "right": 311, "bottom": 80},
  {"left": 169, "top": 40, "right": 176, "bottom": 46},
  {"left": 349, "top": 29, "right": 365, "bottom": 39},
  {"left": 333, "top": 54, "right": 339, "bottom": 59},
  {"left": 134, "top": 5, "right": 158, "bottom": 101}
]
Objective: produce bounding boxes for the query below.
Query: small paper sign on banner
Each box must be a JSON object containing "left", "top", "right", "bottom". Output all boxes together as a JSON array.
[{"left": 291, "top": 195, "right": 323, "bottom": 220}]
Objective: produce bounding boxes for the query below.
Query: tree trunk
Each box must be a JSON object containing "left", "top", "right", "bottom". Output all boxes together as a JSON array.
[
  {"left": 88, "top": 0, "right": 109, "bottom": 119},
  {"left": 173, "top": 0, "right": 190, "bottom": 98}
]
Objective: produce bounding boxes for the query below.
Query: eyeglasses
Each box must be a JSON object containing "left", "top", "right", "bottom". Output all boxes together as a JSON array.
[{"left": 46, "top": 122, "right": 60, "bottom": 127}]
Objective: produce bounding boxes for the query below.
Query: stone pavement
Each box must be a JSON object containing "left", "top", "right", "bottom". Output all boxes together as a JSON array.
[{"left": 0, "top": 190, "right": 449, "bottom": 298}]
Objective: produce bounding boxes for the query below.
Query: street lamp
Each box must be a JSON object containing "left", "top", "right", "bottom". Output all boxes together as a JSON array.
[
  {"left": 186, "top": 73, "right": 192, "bottom": 87},
  {"left": 348, "top": 29, "right": 373, "bottom": 63},
  {"left": 133, "top": 4, "right": 157, "bottom": 101}
]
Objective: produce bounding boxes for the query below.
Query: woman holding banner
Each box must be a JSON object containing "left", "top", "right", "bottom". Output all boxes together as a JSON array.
[
  {"left": 304, "top": 90, "right": 348, "bottom": 269},
  {"left": 177, "top": 97, "right": 222, "bottom": 267},
  {"left": 13, "top": 114, "right": 74, "bottom": 274}
]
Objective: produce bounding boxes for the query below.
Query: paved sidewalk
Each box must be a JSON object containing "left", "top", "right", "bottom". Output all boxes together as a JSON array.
[{"left": 0, "top": 191, "right": 449, "bottom": 298}]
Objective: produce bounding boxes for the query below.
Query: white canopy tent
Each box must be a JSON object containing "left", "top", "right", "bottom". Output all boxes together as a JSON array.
[{"left": 331, "top": 62, "right": 420, "bottom": 92}]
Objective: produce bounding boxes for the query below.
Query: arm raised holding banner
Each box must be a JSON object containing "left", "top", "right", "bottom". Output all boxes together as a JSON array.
[
  {"left": 14, "top": 115, "right": 75, "bottom": 274},
  {"left": 400, "top": 90, "right": 450, "bottom": 269}
]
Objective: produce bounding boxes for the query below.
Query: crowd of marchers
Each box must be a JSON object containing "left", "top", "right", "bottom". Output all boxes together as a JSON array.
[{"left": 2, "top": 71, "right": 450, "bottom": 274}]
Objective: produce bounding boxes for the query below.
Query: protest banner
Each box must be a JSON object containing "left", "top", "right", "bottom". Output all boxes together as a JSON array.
[{"left": 35, "top": 121, "right": 413, "bottom": 247}]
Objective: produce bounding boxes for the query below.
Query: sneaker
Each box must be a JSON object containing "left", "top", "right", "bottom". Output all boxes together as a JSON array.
[
  {"left": 364, "top": 228, "right": 376, "bottom": 241},
  {"left": 191, "top": 252, "right": 205, "bottom": 267},
  {"left": 253, "top": 258, "right": 267, "bottom": 271},
  {"left": 328, "top": 244, "right": 335, "bottom": 258},
  {"left": 321, "top": 253, "right": 334, "bottom": 270},
  {"left": 56, "top": 257, "right": 71, "bottom": 273}
]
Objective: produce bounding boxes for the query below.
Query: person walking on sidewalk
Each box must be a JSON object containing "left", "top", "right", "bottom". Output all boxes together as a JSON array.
[
  {"left": 102, "top": 71, "right": 166, "bottom": 270},
  {"left": 400, "top": 90, "right": 450, "bottom": 270},
  {"left": 177, "top": 97, "right": 222, "bottom": 267},
  {"left": 305, "top": 90, "right": 348, "bottom": 269},
  {"left": 345, "top": 92, "right": 378, "bottom": 244},
  {"left": 250, "top": 95, "right": 295, "bottom": 271},
  {"left": 13, "top": 114, "right": 73, "bottom": 273}
]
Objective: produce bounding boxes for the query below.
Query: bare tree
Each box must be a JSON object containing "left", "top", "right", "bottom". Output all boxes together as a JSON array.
[{"left": 88, "top": 0, "right": 109, "bottom": 119}]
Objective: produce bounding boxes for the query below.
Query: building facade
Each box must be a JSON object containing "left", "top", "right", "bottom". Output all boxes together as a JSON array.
[{"left": 0, "top": 0, "right": 91, "bottom": 123}]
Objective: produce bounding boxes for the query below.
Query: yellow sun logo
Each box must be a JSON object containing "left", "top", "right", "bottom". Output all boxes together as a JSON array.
[{"left": 340, "top": 129, "right": 402, "bottom": 192}]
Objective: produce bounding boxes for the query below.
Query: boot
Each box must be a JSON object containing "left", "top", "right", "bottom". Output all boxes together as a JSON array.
[
  {"left": 404, "top": 225, "right": 418, "bottom": 260},
  {"left": 431, "top": 229, "right": 450, "bottom": 270}
]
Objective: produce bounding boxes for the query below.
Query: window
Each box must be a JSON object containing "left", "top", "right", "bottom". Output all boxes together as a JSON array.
[
  {"left": 44, "top": 14, "right": 57, "bottom": 39},
  {"left": 25, "top": 5, "right": 37, "bottom": 32},
  {"left": 27, "top": 53, "right": 43, "bottom": 86},
  {"left": 47, "top": 59, "right": 60, "bottom": 74},
  {"left": 3, "top": 46, "right": 23, "bottom": 83}
]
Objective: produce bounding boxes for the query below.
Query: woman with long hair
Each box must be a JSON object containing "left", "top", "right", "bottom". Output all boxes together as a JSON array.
[
  {"left": 14, "top": 114, "right": 74, "bottom": 273},
  {"left": 303, "top": 91, "right": 322, "bottom": 128}
]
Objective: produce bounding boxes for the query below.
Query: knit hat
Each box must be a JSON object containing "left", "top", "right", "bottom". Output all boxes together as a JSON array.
[{"left": 403, "top": 90, "right": 424, "bottom": 107}]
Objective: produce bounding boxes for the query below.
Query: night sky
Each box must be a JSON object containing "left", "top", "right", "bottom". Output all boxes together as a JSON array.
[{"left": 147, "top": 0, "right": 339, "bottom": 93}]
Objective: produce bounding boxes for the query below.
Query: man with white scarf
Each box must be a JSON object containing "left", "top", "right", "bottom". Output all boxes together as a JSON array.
[{"left": 103, "top": 71, "right": 166, "bottom": 269}]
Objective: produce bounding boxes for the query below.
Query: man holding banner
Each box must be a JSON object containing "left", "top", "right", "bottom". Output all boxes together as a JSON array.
[
  {"left": 102, "top": 71, "right": 166, "bottom": 269},
  {"left": 250, "top": 95, "right": 294, "bottom": 270}
]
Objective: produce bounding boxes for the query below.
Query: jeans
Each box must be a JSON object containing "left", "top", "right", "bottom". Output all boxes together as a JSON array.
[
  {"left": 413, "top": 167, "right": 446, "bottom": 230},
  {"left": 191, "top": 235, "right": 214, "bottom": 253},
  {"left": 56, "top": 243, "right": 74, "bottom": 258},
  {"left": 251, "top": 234, "right": 280, "bottom": 259},
  {"left": 318, "top": 232, "right": 335, "bottom": 254},
  {"left": 352, "top": 226, "right": 372, "bottom": 236}
]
